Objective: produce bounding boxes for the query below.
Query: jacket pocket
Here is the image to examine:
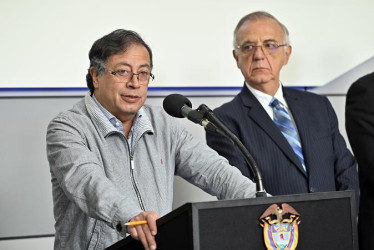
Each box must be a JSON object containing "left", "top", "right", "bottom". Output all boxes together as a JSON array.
[{"left": 87, "top": 221, "right": 101, "bottom": 250}]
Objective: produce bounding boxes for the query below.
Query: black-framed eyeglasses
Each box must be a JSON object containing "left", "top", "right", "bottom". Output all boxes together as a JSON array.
[
  {"left": 235, "top": 41, "right": 288, "bottom": 55},
  {"left": 110, "top": 69, "right": 155, "bottom": 85}
]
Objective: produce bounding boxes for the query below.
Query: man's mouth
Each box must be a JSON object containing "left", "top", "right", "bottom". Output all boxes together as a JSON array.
[{"left": 121, "top": 94, "right": 140, "bottom": 102}]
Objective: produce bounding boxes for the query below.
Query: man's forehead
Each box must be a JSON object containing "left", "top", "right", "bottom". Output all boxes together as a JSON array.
[
  {"left": 113, "top": 61, "right": 151, "bottom": 69},
  {"left": 240, "top": 17, "right": 281, "bottom": 28},
  {"left": 236, "top": 18, "right": 284, "bottom": 42},
  {"left": 107, "top": 46, "right": 151, "bottom": 67},
  {"left": 112, "top": 45, "right": 150, "bottom": 57}
]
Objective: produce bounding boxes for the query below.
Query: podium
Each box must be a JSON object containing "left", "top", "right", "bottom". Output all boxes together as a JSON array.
[{"left": 106, "top": 191, "right": 358, "bottom": 250}]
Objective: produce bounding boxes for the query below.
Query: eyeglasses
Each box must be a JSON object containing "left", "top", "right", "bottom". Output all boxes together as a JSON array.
[
  {"left": 110, "top": 69, "right": 155, "bottom": 85},
  {"left": 235, "top": 41, "right": 288, "bottom": 55}
]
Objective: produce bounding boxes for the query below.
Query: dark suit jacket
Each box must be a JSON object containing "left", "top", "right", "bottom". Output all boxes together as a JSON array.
[
  {"left": 346, "top": 71, "right": 374, "bottom": 250},
  {"left": 206, "top": 85, "right": 359, "bottom": 198}
]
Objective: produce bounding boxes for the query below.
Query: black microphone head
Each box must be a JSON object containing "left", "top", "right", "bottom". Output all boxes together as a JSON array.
[{"left": 163, "top": 94, "right": 192, "bottom": 118}]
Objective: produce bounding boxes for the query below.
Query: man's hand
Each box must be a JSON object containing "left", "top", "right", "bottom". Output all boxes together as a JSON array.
[{"left": 127, "top": 211, "right": 159, "bottom": 250}]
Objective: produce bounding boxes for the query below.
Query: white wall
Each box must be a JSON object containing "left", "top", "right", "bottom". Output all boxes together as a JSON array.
[
  {"left": 0, "top": 0, "right": 373, "bottom": 88},
  {"left": 0, "top": 237, "right": 54, "bottom": 250}
]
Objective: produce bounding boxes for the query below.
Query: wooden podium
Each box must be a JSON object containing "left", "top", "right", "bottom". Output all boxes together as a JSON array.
[{"left": 106, "top": 191, "right": 358, "bottom": 250}]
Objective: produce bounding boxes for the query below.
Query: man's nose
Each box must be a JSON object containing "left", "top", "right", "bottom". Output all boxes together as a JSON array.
[
  {"left": 253, "top": 45, "right": 265, "bottom": 59},
  {"left": 127, "top": 73, "right": 141, "bottom": 88}
]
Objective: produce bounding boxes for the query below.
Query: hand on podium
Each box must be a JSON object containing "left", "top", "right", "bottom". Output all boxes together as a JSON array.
[{"left": 127, "top": 211, "right": 159, "bottom": 250}]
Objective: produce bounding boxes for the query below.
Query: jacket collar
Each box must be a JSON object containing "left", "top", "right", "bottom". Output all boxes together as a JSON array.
[{"left": 84, "top": 93, "right": 154, "bottom": 138}]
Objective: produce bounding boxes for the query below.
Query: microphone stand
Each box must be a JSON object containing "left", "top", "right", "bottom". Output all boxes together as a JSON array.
[{"left": 198, "top": 105, "right": 267, "bottom": 197}]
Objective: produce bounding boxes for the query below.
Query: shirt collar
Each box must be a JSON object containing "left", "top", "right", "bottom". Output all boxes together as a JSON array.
[
  {"left": 85, "top": 93, "right": 153, "bottom": 137},
  {"left": 245, "top": 82, "right": 288, "bottom": 108}
]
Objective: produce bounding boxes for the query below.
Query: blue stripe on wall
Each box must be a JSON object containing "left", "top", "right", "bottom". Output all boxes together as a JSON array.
[{"left": 0, "top": 86, "right": 315, "bottom": 97}]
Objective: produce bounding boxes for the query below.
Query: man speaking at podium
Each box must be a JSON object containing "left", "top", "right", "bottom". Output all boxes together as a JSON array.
[
  {"left": 206, "top": 12, "right": 359, "bottom": 200},
  {"left": 46, "top": 29, "right": 259, "bottom": 250}
]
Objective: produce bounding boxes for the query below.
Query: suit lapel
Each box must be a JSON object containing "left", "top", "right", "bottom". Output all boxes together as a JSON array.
[
  {"left": 284, "top": 88, "right": 312, "bottom": 175},
  {"left": 240, "top": 86, "right": 307, "bottom": 176}
]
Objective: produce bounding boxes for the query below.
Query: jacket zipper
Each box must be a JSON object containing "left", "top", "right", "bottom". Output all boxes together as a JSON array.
[
  {"left": 130, "top": 155, "right": 145, "bottom": 211},
  {"left": 125, "top": 128, "right": 151, "bottom": 212}
]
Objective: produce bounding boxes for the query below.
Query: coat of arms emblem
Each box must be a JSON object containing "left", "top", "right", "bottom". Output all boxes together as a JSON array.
[{"left": 260, "top": 203, "right": 300, "bottom": 250}]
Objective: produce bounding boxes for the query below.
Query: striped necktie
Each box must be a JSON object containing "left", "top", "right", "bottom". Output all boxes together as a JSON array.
[{"left": 269, "top": 97, "right": 307, "bottom": 172}]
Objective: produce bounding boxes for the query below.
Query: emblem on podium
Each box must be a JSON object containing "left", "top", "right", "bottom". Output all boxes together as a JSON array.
[{"left": 260, "top": 203, "right": 300, "bottom": 250}]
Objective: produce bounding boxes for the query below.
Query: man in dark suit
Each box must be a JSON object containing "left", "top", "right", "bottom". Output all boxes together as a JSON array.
[
  {"left": 346, "top": 71, "right": 374, "bottom": 250},
  {"left": 206, "top": 11, "right": 359, "bottom": 199}
]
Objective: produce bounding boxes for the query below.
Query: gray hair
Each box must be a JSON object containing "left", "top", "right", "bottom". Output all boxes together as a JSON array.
[{"left": 233, "top": 11, "right": 290, "bottom": 48}]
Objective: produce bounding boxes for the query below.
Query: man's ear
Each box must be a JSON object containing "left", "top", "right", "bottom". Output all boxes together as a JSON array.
[
  {"left": 90, "top": 67, "right": 99, "bottom": 88},
  {"left": 233, "top": 50, "right": 240, "bottom": 68},
  {"left": 283, "top": 45, "right": 292, "bottom": 66}
]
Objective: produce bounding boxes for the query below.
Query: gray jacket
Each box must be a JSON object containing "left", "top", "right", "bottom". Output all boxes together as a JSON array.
[{"left": 46, "top": 93, "right": 257, "bottom": 249}]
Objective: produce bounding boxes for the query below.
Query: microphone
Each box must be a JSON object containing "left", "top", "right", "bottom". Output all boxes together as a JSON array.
[
  {"left": 201, "top": 105, "right": 266, "bottom": 196},
  {"left": 163, "top": 94, "right": 220, "bottom": 133},
  {"left": 163, "top": 94, "right": 266, "bottom": 197}
]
